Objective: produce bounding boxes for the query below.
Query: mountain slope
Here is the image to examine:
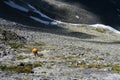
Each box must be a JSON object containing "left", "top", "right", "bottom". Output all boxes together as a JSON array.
[
  {"left": 0, "top": 19, "right": 120, "bottom": 80},
  {"left": 0, "top": 0, "right": 120, "bottom": 30}
]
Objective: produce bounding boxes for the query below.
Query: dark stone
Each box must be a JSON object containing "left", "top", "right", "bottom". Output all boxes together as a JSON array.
[{"left": 19, "top": 63, "right": 25, "bottom": 66}]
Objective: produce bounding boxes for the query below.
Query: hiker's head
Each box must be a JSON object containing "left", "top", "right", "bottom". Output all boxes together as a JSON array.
[{"left": 32, "top": 48, "right": 38, "bottom": 53}]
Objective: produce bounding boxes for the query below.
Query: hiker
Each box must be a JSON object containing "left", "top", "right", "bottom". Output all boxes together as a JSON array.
[{"left": 32, "top": 48, "right": 38, "bottom": 56}]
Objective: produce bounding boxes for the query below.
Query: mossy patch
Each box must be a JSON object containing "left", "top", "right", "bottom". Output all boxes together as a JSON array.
[
  {"left": 6, "top": 42, "right": 24, "bottom": 49},
  {"left": 106, "top": 52, "right": 110, "bottom": 56},
  {"left": 69, "top": 61, "right": 120, "bottom": 73},
  {"left": 38, "top": 54, "right": 44, "bottom": 58},
  {"left": 41, "top": 71, "right": 47, "bottom": 74},
  {"left": 0, "top": 46, "right": 3, "bottom": 49},
  {"left": 69, "top": 61, "right": 106, "bottom": 69},
  {"left": 89, "top": 56, "right": 104, "bottom": 60},
  {"left": 87, "top": 64, "right": 106, "bottom": 69},
  {"left": 0, "top": 65, "right": 32, "bottom": 73},
  {"left": 0, "top": 62, "right": 42, "bottom": 73},
  {"left": 108, "top": 64, "right": 120, "bottom": 73},
  {"left": 32, "top": 42, "right": 45, "bottom": 46},
  {"left": 22, "top": 46, "right": 33, "bottom": 53},
  {"left": 33, "top": 61, "right": 42, "bottom": 67}
]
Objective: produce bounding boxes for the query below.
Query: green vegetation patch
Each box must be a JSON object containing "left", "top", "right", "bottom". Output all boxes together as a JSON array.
[
  {"left": 87, "top": 64, "right": 106, "bottom": 69},
  {"left": 106, "top": 52, "right": 110, "bottom": 56},
  {"left": 0, "top": 62, "right": 42, "bottom": 73},
  {"left": 0, "top": 65, "right": 32, "bottom": 73},
  {"left": 32, "top": 42, "right": 45, "bottom": 46},
  {"left": 22, "top": 46, "right": 33, "bottom": 53},
  {"left": 33, "top": 61, "right": 42, "bottom": 67},
  {"left": 41, "top": 71, "right": 47, "bottom": 74},
  {"left": 69, "top": 61, "right": 120, "bottom": 73},
  {"left": 38, "top": 54, "right": 44, "bottom": 58},
  {"left": 89, "top": 56, "right": 104, "bottom": 60},
  {"left": 0, "top": 46, "right": 3, "bottom": 49},
  {"left": 108, "top": 64, "right": 120, "bottom": 73},
  {"left": 6, "top": 42, "right": 24, "bottom": 49}
]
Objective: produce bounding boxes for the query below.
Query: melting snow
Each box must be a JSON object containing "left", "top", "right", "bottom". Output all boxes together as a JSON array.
[
  {"left": 30, "top": 16, "right": 49, "bottom": 25},
  {"left": 3, "top": 0, "right": 120, "bottom": 34},
  {"left": 50, "top": 21, "right": 58, "bottom": 25},
  {"left": 90, "top": 24, "right": 120, "bottom": 34},
  {"left": 4, "top": 0, "right": 29, "bottom": 12},
  {"left": 4, "top": 0, "right": 53, "bottom": 20},
  {"left": 27, "top": 4, "right": 53, "bottom": 20},
  {"left": 54, "top": 21, "right": 120, "bottom": 34}
]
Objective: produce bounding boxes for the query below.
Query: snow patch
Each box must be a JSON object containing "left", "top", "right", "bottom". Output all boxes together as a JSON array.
[
  {"left": 4, "top": 0, "right": 53, "bottom": 20},
  {"left": 4, "top": 0, "right": 29, "bottom": 12},
  {"left": 90, "top": 24, "right": 120, "bottom": 34},
  {"left": 50, "top": 21, "right": 58, "bottom": 25},
  {"left": 27, "top": 4, "right": 53, "bottom": 20},
  {"left": 27, "top": 4, "right": 36, "bottom": 10},
  {"left": 30, "top": 16, "right": 49, "bottom": 25},
  {"left": 54, "top": 21, "right": 120, "bottom": 34},
  {"left": 3, "top": 0, "right": 120, "bottom": 34},
  {"left": 55, "top": 20, "right": 80, "bottom": 25}
]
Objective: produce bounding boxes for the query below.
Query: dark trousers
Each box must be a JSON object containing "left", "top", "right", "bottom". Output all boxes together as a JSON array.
[{"left": 34, "top": 52, "right": 38, "bottom": 56}]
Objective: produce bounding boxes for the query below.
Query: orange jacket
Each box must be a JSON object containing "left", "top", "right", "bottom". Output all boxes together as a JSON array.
[{"left": 32, "top": 48, "right": 38, "bottom": 53}]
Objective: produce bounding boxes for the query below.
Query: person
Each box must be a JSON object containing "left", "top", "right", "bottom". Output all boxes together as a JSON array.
[{"left": 32, "top": 48, "right": 38, "bottom": 56}]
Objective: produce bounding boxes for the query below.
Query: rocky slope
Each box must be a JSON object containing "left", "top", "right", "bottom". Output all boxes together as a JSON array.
[
  {"left": 0, "top": 18, "right": 120, "bottom": 80},
  {"left": 0, "top": 0, "right": 120, "bottom": 80}
]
